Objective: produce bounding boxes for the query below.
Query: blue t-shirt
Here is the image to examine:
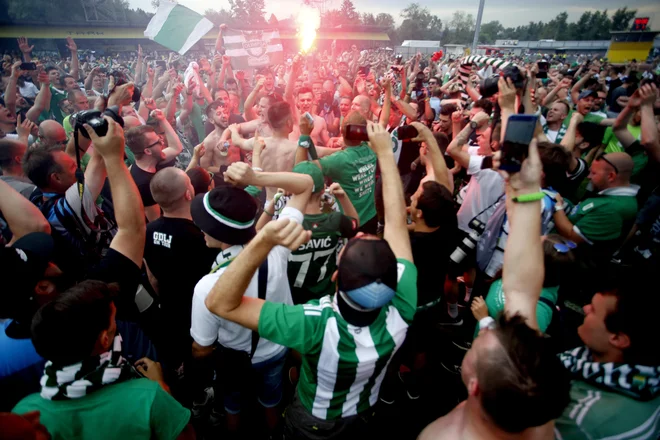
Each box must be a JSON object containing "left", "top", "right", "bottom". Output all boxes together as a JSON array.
[{"left": 0, "top": 320, "right": 45, "bottom": 411}]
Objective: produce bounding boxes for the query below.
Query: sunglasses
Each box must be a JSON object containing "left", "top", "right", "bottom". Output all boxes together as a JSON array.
[
  {"left": 553, "top": 240, "right": 577, "bottom": 253},
  {"left": 146, "top": 139, "right": 163, "bottom": 149},
  {"left": 597, "top": 153, "right": 619, "bottom": 174}
]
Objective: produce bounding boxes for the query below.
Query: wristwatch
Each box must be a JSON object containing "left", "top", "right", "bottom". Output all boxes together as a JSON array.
[{"left": 469, "top": 121, "right": 478, "bottom": 130}]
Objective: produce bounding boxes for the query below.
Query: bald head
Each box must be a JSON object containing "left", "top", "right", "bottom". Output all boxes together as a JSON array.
[
  {"left": 601, "top": 152, "right": 634, "bottom": 182},
  {"left": 341, "top": 111, "right": 368, "bottom": 147},
  {"left": 150, "top": 167, "right": 192, "bottom": 212},
  {"left": 38, "top": 120, "right": 67, "bottom": 146}
]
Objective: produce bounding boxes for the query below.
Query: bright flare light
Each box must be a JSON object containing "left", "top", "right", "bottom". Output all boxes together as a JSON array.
[{"left": 296, "top": 5, "right": 320, "bottom": 54}]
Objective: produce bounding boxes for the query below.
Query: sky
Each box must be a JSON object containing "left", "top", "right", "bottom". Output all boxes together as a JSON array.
[{"left": 128, "top": 0, "right": 660, "bottom": 29}]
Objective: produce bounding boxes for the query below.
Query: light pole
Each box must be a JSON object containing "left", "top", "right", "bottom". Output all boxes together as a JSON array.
[{"left": 471, "top": 0, "right": 486, "bottom": 53}]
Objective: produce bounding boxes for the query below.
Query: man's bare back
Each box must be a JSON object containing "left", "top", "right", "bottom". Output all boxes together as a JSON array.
[{"left": 200, "top": 129, "right": 241, "bottom": 171}]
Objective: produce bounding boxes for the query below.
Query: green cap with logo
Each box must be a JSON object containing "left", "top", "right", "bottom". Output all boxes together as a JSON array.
[{"left": 293, "top": 161, "right": 324, "bottom": 194}]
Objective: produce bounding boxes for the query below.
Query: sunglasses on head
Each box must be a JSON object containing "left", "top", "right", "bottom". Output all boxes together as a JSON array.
[
  {"left": 553, "top": 240, "right": 577, "bottom": 253},
  {"left": 597, "top": 153, "right": 619, "bottom": 174}
]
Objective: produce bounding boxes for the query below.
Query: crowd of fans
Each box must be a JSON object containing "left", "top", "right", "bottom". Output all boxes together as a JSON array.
[{"left": 1, "top": 29, "right": 659, "bottom": 440}]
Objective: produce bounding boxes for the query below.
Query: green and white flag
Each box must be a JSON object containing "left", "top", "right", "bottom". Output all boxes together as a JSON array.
[
  {"left": 144, "top": 2, "right": 214, "bottom": 55},
  {"left": 223, "top": 28, "right": 284, "bottom": 70}
]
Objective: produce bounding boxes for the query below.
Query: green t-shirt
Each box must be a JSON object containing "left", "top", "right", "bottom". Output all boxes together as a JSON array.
[
  {"left": 259, "top": 258, "right": 417, "bottom": 420},
  {"left": 288, "top": 212, "right": 358, "bottom": 304},
  {"left": 190, "top": 103, "right": 206, "bottom": 143},
  {"left": 49, "top": 85, "right": 68, "bottom": 124},
  {"left": 568, "top": 187, "right": 639, "bottom": 245},
  {"left": 556, "top": 380, "right": 660, "bottom": 440},
  {"left": 319, "top": 142, "right": 377, "bottom": 225},
  {"left": 13, "top": 378, "right": 190, "bottom": 440},
  {"left": 63, "top": 114, "right": 74, "bottom": 138},
  {"left": 563, "top": 110, "right": 604, "bottom": 128},
  {"left": 473, "top": 279, "right": 558, "bottom": 339},
  {"left": 602, "top": 124, "right": 642, "bottom": 154}
]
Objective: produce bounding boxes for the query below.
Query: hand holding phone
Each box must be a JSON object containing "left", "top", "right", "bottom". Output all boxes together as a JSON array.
[{"left": 500, "top": 115, "right": 538, "bottom": 173}]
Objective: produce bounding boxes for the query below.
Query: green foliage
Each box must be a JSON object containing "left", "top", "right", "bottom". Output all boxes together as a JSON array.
[{"left": 228, "top": 0, "right": 266, "bottom": 25}]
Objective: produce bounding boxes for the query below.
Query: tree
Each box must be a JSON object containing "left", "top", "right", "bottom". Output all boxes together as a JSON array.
[
  {"left": 478, "top": 20, "right": 504, "bottom": 44},
  {"left": 339, "top": 0, "right": 360, "bottom": 24},
  {"left": 204, "top": 8, "right": 234, "bottom": 26},
  {"left": 362, "top": 12, "right": 376, "bottom": 26},
  {"left": 611, "top": 7, "right": 636, "bottom": 32},
  {"left": 228, "top": 0, "right": 265, "bottom": 26},
  {"left": 398, "top": 3, "right": 442, "bottom": 42},
  {"left": 446, "top": 11, "right": 475, "bottom": 44}
]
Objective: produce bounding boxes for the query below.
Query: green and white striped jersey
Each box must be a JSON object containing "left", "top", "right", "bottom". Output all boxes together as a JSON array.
[{"left": 259, "top": 258, "right": 417, "bottom": 420}]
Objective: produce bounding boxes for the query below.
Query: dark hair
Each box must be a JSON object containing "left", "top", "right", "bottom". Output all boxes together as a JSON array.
[
  {"left": 439, "top": 104, "right": 457, "bottom": 117},
  {"left": 45, "top": 66, "right": 58, "bottom": 74},
  {"left": 537, "top": 142, "right": 570, "bottom": 192},
  {"left": 31, "top": 280, "right": 117, "bottom": 366},
  {"left": 225, "top": 78, "right": 237, "bottom": 86},
  {"left": 22, "top": 144, "right": 64, "bottom": 189},
  {"left": 297, "top": 86, "right": 314, "bottom": 98},
  {"left": 125, "top": 125, "right": 156, "bottom": 158},
  {"left": 474, "top": 98, "right": 493, "bottom": 115},
  {"left": 553, "top": 100, "right": 571, "bottom": 115},
  {"left": 205, "top": 99, "right": 227, "bottom": 118},
  {"left": 603, "top": 277, "right": 660, "bottom": 365},
  {"left": 542, "top": 234, "right": 576, "bottom": 287},
  {"left": 477, "top": 314, "right": 571, "bottom": 433},
  {"left": 187, "top": 167, "right": 212, "bottom": 195},
  {"left": 59, "top": 74, "right": 74, "bottom": 88},
  {"left": 0, "top": 139, "right": 26, "bottom": 170},
  {"left": 416, "top": 181, "right": 457, "bottom": 229},
  {"left": 267, "top": 101, "right": 292, "bottom": 129},
  {"left": 432, "top": 132, "right": 450, "bottom": 153}
]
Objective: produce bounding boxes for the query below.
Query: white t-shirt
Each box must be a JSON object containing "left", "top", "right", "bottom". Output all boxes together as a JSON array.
[
  {"left": 456, "top": 155, "right": 505, "bottom": 233},
  {"left": 190, "top": 207, "right": 302, "bottom": 363},
  {"left": 18, "top": 82, "right": 39, "bottom": 99}
]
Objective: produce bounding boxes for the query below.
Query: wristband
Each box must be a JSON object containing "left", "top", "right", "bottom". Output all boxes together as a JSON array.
[
  {"left": 479, "top": 316, "right": 496, "bottom": 331},
  {"left": 252, "top": 167, "right": 263, "bottom": 172},
  {"left": 262, "top": 210, "right": 274, "bottom": 217},
  {"left": 298, "top": 135, "right": 312, "bottom": 149},
  {"left": 511, "top": 191, "right": 545, "bottom": 203},
  {"left": 554, "top": 203, "right": 565, "bottom": 212}
]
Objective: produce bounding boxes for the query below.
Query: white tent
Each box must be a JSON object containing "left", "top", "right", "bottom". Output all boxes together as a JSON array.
[{"left": 400, "top": 40, "right": 441, "bottom": 48}]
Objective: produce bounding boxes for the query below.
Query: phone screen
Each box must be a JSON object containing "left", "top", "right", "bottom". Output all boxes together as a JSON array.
[
  {"left": 20, "top": 62, "right": 37, "bottom": 71},
  {"left": 345, "top": 124, "right": 369, "bottom": 142},
  {"left": 501, "top": 115, "right": 538, "bottom": 172},
  {"left": 537, "top": 62, "right": 549, "bottom": 79}
]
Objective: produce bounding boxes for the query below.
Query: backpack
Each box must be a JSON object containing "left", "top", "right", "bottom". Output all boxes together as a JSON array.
[{"left": 30, "top": 190, "right": 116, "bottom": 272}]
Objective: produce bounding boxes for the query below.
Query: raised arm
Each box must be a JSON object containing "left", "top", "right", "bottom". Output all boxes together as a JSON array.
[
  {"left": 66, "top": 37, "right": 79, "bottom": 79},
  {"left": 244, "top": 78, "right": 265, "bottom": 122},
  {"left": 215, "top": 23, "right": 227, "bottom": 52},
  {"left": 542, "top": 79, "right": 570, "bottom": 107},
  {"left": 570, "top": 71, "right": 592, "bottom": 104},
  {"left": 224, "top": 162, "right": 313, "bottom": 213},
  {"left": 178, "top": 80, "right": 195, "bottom": 125},
  {"left": 392, "top": 98, "right": 418, "bottom": 121},
  {"left": 501, "top": 139, "right": 544, "bottom": 329},
  {"left": 17, "top": 37, "right": 34, "bottom": 62},
  {"left": 560, "top": 112, "right": 583, "bottom": 171},
  {"left": 26, "top": 70, "right": 51, "bottom": 123},
  {"left": 151, "top": 109, "right": 183, "bottom": 162},
  {"left": 0, "top": 179, "right": 50, "bottom": 242},
  {"left": 638, "top": 83, "right": 660, "bottom": 163},
  {"left": 83, "top": 117, "right": 146, "bottom": 267},
  {"left": 411, "top": 122, "right": 450, "bottom": 190},
  {"left": 142, "top": 66, "right": 155, "bottom": 99},
  {"left": 523, "top": 65, "right": 539, "bottom": 115},
  {"left": 5, "top": 62, "right": 21, "bottom": 115},
  {"left": 367, "top": 122, "right": 412, "bottom": 261},
  {"left": 612, "top": 98, "right": 638, "bottom": 149}
]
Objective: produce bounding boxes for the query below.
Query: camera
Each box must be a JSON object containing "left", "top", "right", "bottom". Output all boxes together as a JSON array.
[
  {"left": 449, "top": 218, "right": 486, "bottom": 264},
  {"left": 479, "top": 65, "right": 526, "bottom": 98},
  {"left": 72, "top": 106, "right": 124, "bottom": 139}
]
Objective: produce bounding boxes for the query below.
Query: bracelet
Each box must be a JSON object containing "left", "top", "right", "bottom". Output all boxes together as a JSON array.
[
  {"left": 554, "top": 203, "right": 565, "bottom": 212},
  {"left": 262, "top": 210, "right": 274, "bottom": 217},
  {"left": 252, "top": 167, "right": 263, "bottom": 172},
  {"left": 512, "top": 192, "right": 545, "bottom": 203},
  {"left": 479, "top": 316, "right": 496, "bottom": 331}
]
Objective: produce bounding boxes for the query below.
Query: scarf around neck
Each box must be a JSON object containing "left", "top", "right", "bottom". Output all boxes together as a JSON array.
[
  {"left": 559, "top": 346, "right": 660, "bottom": 401},
  {"left": 40, "top": 335, "right": 137, "bottom": 400}
]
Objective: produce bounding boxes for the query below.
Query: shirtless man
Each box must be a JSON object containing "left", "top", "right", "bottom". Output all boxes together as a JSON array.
[
  {"left": 287, "top": 86, "right": 331, "bottom": 146},
  {"left": 230, "top": 101, "right": 334, "bottom": 199},
  {"left": 200, "top": 100, "right": 241, "bottom": 175}
]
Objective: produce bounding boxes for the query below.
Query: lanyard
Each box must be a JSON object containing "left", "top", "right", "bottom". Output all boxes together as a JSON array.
[{"left": 209, "top": 245, "right": 244, "bottom": 274}]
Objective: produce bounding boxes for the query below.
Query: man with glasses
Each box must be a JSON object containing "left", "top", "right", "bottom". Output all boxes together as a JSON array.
[
  {"left": 125, "top": 114, "right": 183, "bottom": 222},
  {"left": 552, "top": 151, "right": 639, "bottom": 258}
]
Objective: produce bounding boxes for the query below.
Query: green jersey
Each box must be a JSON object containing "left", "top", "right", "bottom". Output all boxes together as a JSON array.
[
  {"left": 319, "top": 142, "right": 377, "bottom": 225},
  {"left": 288, "top": 212, "right": 358, "bottom": 304},
  {"left": 602, "top": 124, "right": 641, "bottom": 154},
  {"left": 259, "top": 258, "right": 417, "bottom": 420}
]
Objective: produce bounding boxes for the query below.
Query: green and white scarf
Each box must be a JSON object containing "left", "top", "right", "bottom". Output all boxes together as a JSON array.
[
  {"left": 543, "top": 122, "right": 568, "bottom": 144},
  {"left": 40, "top": 335, "right": 137, "bottom": 400},
  {"left": 559, "top": 346, "right": 660, "bottom": 401}
]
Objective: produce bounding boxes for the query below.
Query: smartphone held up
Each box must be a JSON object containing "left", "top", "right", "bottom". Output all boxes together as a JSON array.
[{"left": 500, "top": 115, "right": 538, "bottom": 173}]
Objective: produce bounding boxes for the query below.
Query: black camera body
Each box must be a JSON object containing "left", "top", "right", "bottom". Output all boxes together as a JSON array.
[
  {"left": 72, "top": 106, "right": 124, "bottom": 139},
  {"left": 480, "top": 65, "right": 526, "bottom": 98}
]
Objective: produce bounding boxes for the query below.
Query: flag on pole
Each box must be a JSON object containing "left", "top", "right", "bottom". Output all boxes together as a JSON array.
[
  {"left": 144, "top": 2, "right": 214, "bottom": 55},
  {"left": 223, "top": 28, "right": 284, "bottom": 70}
]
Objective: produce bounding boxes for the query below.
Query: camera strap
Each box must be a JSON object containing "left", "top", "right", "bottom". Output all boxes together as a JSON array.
[{"left": 469, "top": 194, "right": 505, "bottom": 226}]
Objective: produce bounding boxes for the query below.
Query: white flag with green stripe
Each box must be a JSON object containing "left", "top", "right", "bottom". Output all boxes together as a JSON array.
[
  {"left": 144, "top": 2, "right": 214, "bottom": 55},
  {"left": 223, "top": 28, "right": 284, "bottom": 70}
]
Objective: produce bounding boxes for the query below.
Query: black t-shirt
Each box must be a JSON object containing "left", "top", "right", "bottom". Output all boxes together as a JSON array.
[
  {"left": 410, "top": 227, "right": 457, "bottom": 306},
  {"left": 130, "top": 165, "right": 156, "bottom": 207},
  {"left": 88, "top": 248, "right": 143, "bottom": 322},
  {"left": 144, "top": 217, "right": 217, "bottom": 354}
]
